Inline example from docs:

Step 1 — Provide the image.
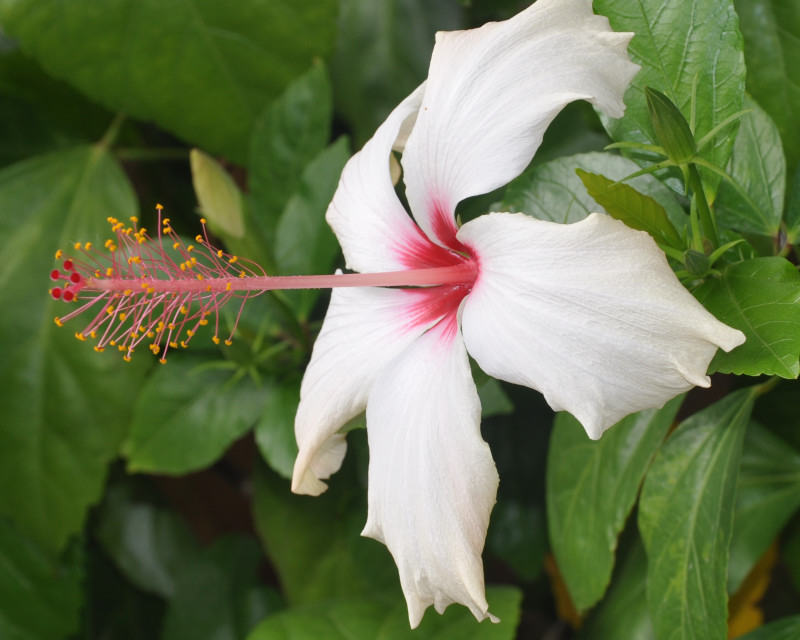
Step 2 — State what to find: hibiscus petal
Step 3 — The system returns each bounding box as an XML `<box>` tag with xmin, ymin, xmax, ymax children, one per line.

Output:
<box><xmin>292</xmin><ymin>285</ymin><xmax>441</xmax><ymax>496</ymax></box>
<box><xmin>325</xmin><ymin>83</ymin><xmax>457</xmax><ymax>272</ymax></box>
<box><xmin>458</xmin><ymin>212</ymin><xmax>745</xmax><ymax>440</ymax></box>
<box><xmin>402</xmin><ymin>0</ymin><xmax>639</xmax><ymax>249</ymax></box>
<box><xmin>362</xmin><ymin>321</ymin><xmax>499</xmax><ymax>627</ymax></box>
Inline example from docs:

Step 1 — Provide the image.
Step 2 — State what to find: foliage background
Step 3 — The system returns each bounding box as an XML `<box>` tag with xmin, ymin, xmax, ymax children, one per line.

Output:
<box><xmin>0</xmin><ymin>0</ymin><xmax>799</xmax><ymax>639</ymax></box>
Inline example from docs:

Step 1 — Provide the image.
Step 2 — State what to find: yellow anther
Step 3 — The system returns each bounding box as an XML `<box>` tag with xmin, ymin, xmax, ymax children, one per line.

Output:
<box><xmin>225</xmin><ymin>282</ymin><xmax>231</xmax><ymax>291</ymax></box>
<box><xmin>217</xmin><ymin>249</ymin><xmax>224</xmax><ymax>258</ymax></box>
<box><xmin>199</xmin><ymin>318</ymin><xmax>208</xmax><ymax>326</ymax></box>
<box><xmin>123</xmin><ymin>355</ymin><xmax>132</xmax><ymax>362</ymax></box>
<box><xmin>238</xmin><ymin>271</ymin><xmax>245</xmax><ymax>278</ymax></box>
<box><xmin>190</xmin><ymin>257</ymin><xmax>197</xmax><ymax>266</ymax></box>
<box><xmin>228</xmin><ymin>256</ymin><xmax>238</xmax><ymax>264</ymax></box>
<box><xmin>163</xmin><ymin>217</ymin><xmax>170</xmax><ymax>224</ymax></box>
<box><xmin>156</xmin><ymin>203</ymin><xmax>164</xmax><ymax>210</ymax></box>
<box><xmin>93</xmin><ymin>346</ymin><xmax>105</xmax><ymax>353</ymax></box>
<box><xmin>168</xmin><ymin>324</ymin><xmax>176</xmax><ymax>330</ymax></box>
<box><xmin>173</xmin><ymin>242</ymin><xmax>180</xmax><ymax>250</ymax></box>
<box><xmin>200</xmin><ymin>218</ymin><xmax>207</xmax><ymax>224</ymax></box>
<box><xmin>180</xmin><ymin>340</ymin><xmax>188</xmax><ymax>348</ymax></box>
<box><xmin>55</xmin><ymin>249</ymin><xmax>63</xmax><ymax>259</ymax></box>
<box><xmin>163</xmin><ymin>226</ymin><xmax>173</xmax><ymax>234</ymax></box>
<box><xmin>157</xmin><ymin>321</ymin><xmax>165</xmax><ymax>330</ymax></box>
<box><xmin>75</xmin><ymin>332</ymin><xmax>86</xmax><ymax>341</ymax></box>
<box><xmin>224</xmin><ymin>339</ymin><xmax>232</xmax><ymax>346</ymax></box>
<box><xmin>187</xmin><ymin>245</ymin><xmax>194</xmax><ymax>252</ymax></box>
<box><xmin>186</xmin><ymin>329</ymin><xmax>194</xmax><ymax>337</ymax></box>
<box><xmin>150</xmin><ymin>344</ymin><xmax>160</xmax><ymax>355</ymax></box>
<box><xmin>90</xmin><ymin>331</ymin><xmax>97</xmax><ymax>339</ymax></box>
<box><xmin>195</xmin><ymin>235</ymin><xmax>204</xmax><ymax>243</ymax></box>
<box><xmin>74</xmin><ymin>242</ymin><xmax>82</xmax><ymax>250</ymax></box>
<box><xmin>123</xmin><ymin>289</ymin><xmax>132</xmax><ymax>296</ymax></box>
<box><xmin>147</xmin><ymin>331</ymin><xmax>155</xmax><ymax>338</ymax></box>
<box><xmin>212</xmin><ymin>336</ymin><xmax>220</xmax><ymax>344</ymax></box>
<box><xmin>94</xmin><ymin>270</ymin><xmax>101</xmax><ymax>278</ymax></box>
<box><xmin>106</xmin><ymin>267</ymin><xmax>114</xmax><ymax>277</ymax></box>
<box><xmin>180</xmin><ymin>305</ymin><xmax>188</xmax><ymax>315</ymax></box>
<box><xmin>119</xmin><ymin>312</ymin><xmax>127</xmax><ymax>322</ymax></box>
<box><xmin>159</xmin><ymin>358</ymin><xmax>167</xmax><ymax>364</ymax></box>
<box><xmin>54</xmin><ymin>317</ymin><xmax>63</xmax><ymax>327</ymax></box>
<box><xmin>110</xmin><ymin>340</ymin><xmax>116</xmax><ymax>346</ymax></box>
<box><xmin>206</xmin><ymin>286</ymin><xmax>211</xmax><ymax>292</ymax></box>
<box><xmin>197</xmin><ymin>274</ymin><xmax>204</xmax><ymax>281</ymax></box>
<box><xmin>107</xmin><ymin>216</ymin><xmax>116</xmax><ymax>224</ymax></box>
<box><xmin>85</xmin><ymin>242</ymin><xmax>92</xmax><ymax>250</ymax></box>
<box><xmin>118</xmin><ymin>345</ymin><xmax>126</xmax><ymax>352</ymax></box>
<box><xmin>106</xmin><ymin>306</ymin><xmax>115</xmax><ymax>315</ymax></box>
<box><xmin>169</xmin><ymin>341</ymin><xmax>178</xmax><ymax>349</ymax></box>
<box><xmin>180</xmin><ymin>263</ymin><xmax>187</xmax><ymax>271</ymax></box>
<box><xmin>130</xmin><ymin>216</ymin><xmax>138</xmax><ymax>223</ymax></box>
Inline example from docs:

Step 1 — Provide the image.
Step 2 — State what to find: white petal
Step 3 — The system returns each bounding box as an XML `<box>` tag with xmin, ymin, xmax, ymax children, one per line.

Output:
<box><xmin>292</xmin><ymin>286</ymin><xmax>442</xmax><ymax>496</ymax></box>
<box><xmin>458</xmin><ymin>213</ymin><xmax>745</xmax><ymax>440</ymax></box>
<box><xmin>362</xmin><ymin>322</ymin><xmax>499</xmax><ymax>628</ymax></box>
<box><xmin>402</xmin><ymin>0</ymin><xmax>639</xmax><ymax>249</ymax></box>
<box><xmin>326</xmin><ymin>83</ymin><xmax>457</xmax><ymax>272</ymax></box>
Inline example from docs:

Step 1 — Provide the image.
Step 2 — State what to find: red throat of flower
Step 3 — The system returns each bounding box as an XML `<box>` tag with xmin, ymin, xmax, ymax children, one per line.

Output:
<box><xmin>50</xmin><ymin>205</ymin><xmax>478</xmax><ymax>363</ymax></box>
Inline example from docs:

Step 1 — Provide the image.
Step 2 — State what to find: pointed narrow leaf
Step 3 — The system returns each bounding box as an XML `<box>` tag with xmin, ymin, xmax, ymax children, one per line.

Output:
<box><xmin>639</xmin><ymin>389</ymin><xmax>755</xmax><ymax>640</ymax></box>
<box><xmin>0</xmin><ymin>147</ymin><xmax>148</xmax><ymax>554</ymax></box>
<box><xmin>694</xmin><ymin>258</ymin><xmax>800</xmax><ymax>378</ymax></box>
<box><xmin>576</xmin><ymin>169</ymin><xmax>683</xmax><ymax>248</ymax></box>
<box><xmin>502</xmin><ymin>152</ymin><xmax>685</xmax><ymax>229</ymax></box>
<box><xmin>715</xmin><ymin>97</ymin><xmax>785</xmax><ymax>237</ymax></box>
<box><xmin>547</xmin><ymin>399</ymin><xmax>681</xmax><ymax>611</ymax></box>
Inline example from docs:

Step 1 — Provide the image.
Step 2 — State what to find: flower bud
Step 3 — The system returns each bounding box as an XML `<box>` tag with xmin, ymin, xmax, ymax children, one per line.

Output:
<box><xmin>645</xmin><ymin>87</ymin><xmax>696</xmax><ymax>165</ymax></box>
<box><xmin>190</xmin><ymin>149</ymin><xmax>245</xmax><ymax>239</ymax></box>
<box><xmin>683</xmin><ymin>249</ymin><xmax>710</xmax><ymax>277</ymax></box>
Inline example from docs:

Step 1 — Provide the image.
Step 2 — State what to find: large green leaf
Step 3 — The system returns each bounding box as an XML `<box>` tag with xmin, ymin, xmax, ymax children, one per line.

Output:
<box><xmin>162</xmin><ymin>535</ymin><xmax>280</xmax><ymax>640</ymax></box>
<box><xmin>0</xmin><ymin>146</ymin><xmax>148</xmax><ymax>554</ymax></box>
<box><xmin>0</xmin><ymin>0</ymin><xmax>338</xmax><ymax>162</ymax></box>
<box><xmin>715</xmin><ymin>97</ymin><xmax>785</xmax><ymax>237</ymax></box>
<box><xmin>576</xmin><ymin>540</ymin><xmax>654</xmax><ymax>640</ymax></box>
<box><xmin>254</xmin><ymin>377</ymin><xmax>300</xmax><ymax>480</ymax></box>
<box><xmin>249</xmin><ymin>62</ymin><xmax>333</xmax><ymax>233</ymax></box>
<box><xmin>734</xmin><ymin>0</ymin><xmax>800</xmax><ymax>175</ymax></box>
<box><xmin>638</xmin><ymin>388</ymin><xmax>755</xmax><ymax>640</ymax></box>
<box><xmin>501</xmin><ymin>152</ymin><xmax>685</xmax><ymax>227</ymax></box>
<box><xmin>596</xmin><ymin>0</ymin><xmax>745</xmax><ymax>192</ymax></box>
<box><xmin>728</xmin><ymin>423</ymin><xmax>800</xmax><ymax>592</ymax></box>
<box><xmin>123</xmin><ymin>355</ymin><xmax>266</xmax><ymax>474</ymax></box>
<box><xmin>693</xmin><ymin>257</ymin><xmax>800</xmax><ymax>378</ymax></box>
<box><xmin>331</xmin><ymin>0</ymin><xmax>462</xmax><ymax>145</ymax></box>
<box><xmin>547</xmin><ymin>399</ymin><xmax>681</xmax><ymax>612</ymax></box>
<box><xmin>274</xmin><ymin>137</ymin><xmax>350</xmax><ymax>318</ymax></box>
<box><xmin>785</xmin><ymin>164</ymin><xmax>800</xmax><ymax>244</ymax></box>
<box><xmin>0</xmin><ymin>518</ymin><xmax>82</xmax><ymax>640</ymax></box>
<box><xmin>245</xmin><ymin>587</ymin><xmax>522</xmax><ymax>640</ymax></box>
<box><xmin>94</xmin><ymin>481</ymin><xmax>201</xmax><ymax>598</ymax></box>
<box><xmin>252</xmin><ymin>455</ymin><xmax>400</xmax><ymax>606</ymax></box>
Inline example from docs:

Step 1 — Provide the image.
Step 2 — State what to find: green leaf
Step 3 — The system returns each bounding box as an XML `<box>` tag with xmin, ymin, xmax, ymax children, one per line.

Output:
<box><xmin>162</xmin><ymin>535</ymin><xmax>280</xmax><ymax>640</ymax></box>
<box><xmin>94</xmin><ymin>481</ymin><xmax>201</xmax><ymax>598</ymax></box>
<box><xmin>274</xmin><ymin>137</ymin><xmax>351</xmax><ymax>318</ymax></box>
<box><xmin>249</xmin><ymin>61</ymin><xmax>333</xmax><ymax>233</ymax></box>
<box><xmin>0</xmin><ymin>0</ymin><xmax>338</xmax><ymax>162</ymax></box>
<box><xmin>252</xmin><ymin>452</ymin><xmax>400</xmax><ymax>606</ymax></box>
<box><xmin>245</xmin><ymin>587</ymin><xmax>522</xmax><ymax>640</ymax></box>
<box><xmin>502</xmin><ymin>152</ymin><xmax>686</xmax><ymax>228</ymax></box>
<box><xmin>190</xmin><ymin>149</ymin><xmax>245</xmax><ymax>239</ymax></box>
<box><xmin>486</xmin><ymin>499</ymin><xmax>545</xmax><ymax>583</ymax></box>
<box><xmin>577</xmin><ymin>540</ymin><xmax>654</xmax><ymax>640</ymax></box>
<box><xmin>0</xmin><ymin>146</ymin><xmax>148</xmax><ymax>554</ymax></box>
<box><xmin>123</xmin><ymin>356</ymin><xmax>266</xmax><ymax>474</ymax></box>
<box><xmin>638</xmin><ymin>388</ymin><xmax>755</xmax><ymax>640</ymax></box>
<box><xmin>734</xmin><ymin>0</ymin><xmax>800</xmax><ymax>175</ymax></box>
<box><xmin>715</xmin><ymin>97</ymin><xmax>785</xmax><ymax>237</ymax></box>
<box><xmin>576</xmin><ymin>169</ymin><xmax>683</xmax><ymax>248</ymax></box>
<box><xmin>596</xmin><ymin>0</ymin><xmax>745</xmax><ymax>192</ymax></box>
<box><xmin>254</xmin><ymin>378</ymin><xmax>300</xmax><ymax>480</ymax></box>
<box><xmin>547</xmin><ymin>399</ymin><xmax>681</xmax><ymax>612</ymax></box>
<box><xmin>736</xmin><ymin>616</ymin><xmax>800</xmax><ymax>640</ymax></box>
<box><xmin>693</xmin><ymin>257</ymin><xmax>800</xmax><ymax>378</ymax></box>
<box><xmin>0</xmin><ymin>518</ymin><xmax>82</xmax><ymax>640</ymax></box>
<box><xmin>784</xmin><ymin>163</ymin><xmax>800</xmax><ymax>245</ymax></box>
<box><xmin>728</xmin><ymin>423</ymin><xmax>800</xmax><ymax>592</ymax></box>
<box><xmin>331</xmin><ymin>0</ymin><xmax>462</xmax><ymax>145</ymax></box>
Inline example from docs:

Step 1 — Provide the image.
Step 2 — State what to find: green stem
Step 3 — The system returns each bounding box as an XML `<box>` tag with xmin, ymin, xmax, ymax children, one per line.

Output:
<box><xmin>96</xmin><ymin>113</ymin><xmax>127</xmax><ymax>152</ymax></box>
<box><xmin>688</xmin><ymin>163</ymin><xmax>718</xmax><ymax>248</ymax></box>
